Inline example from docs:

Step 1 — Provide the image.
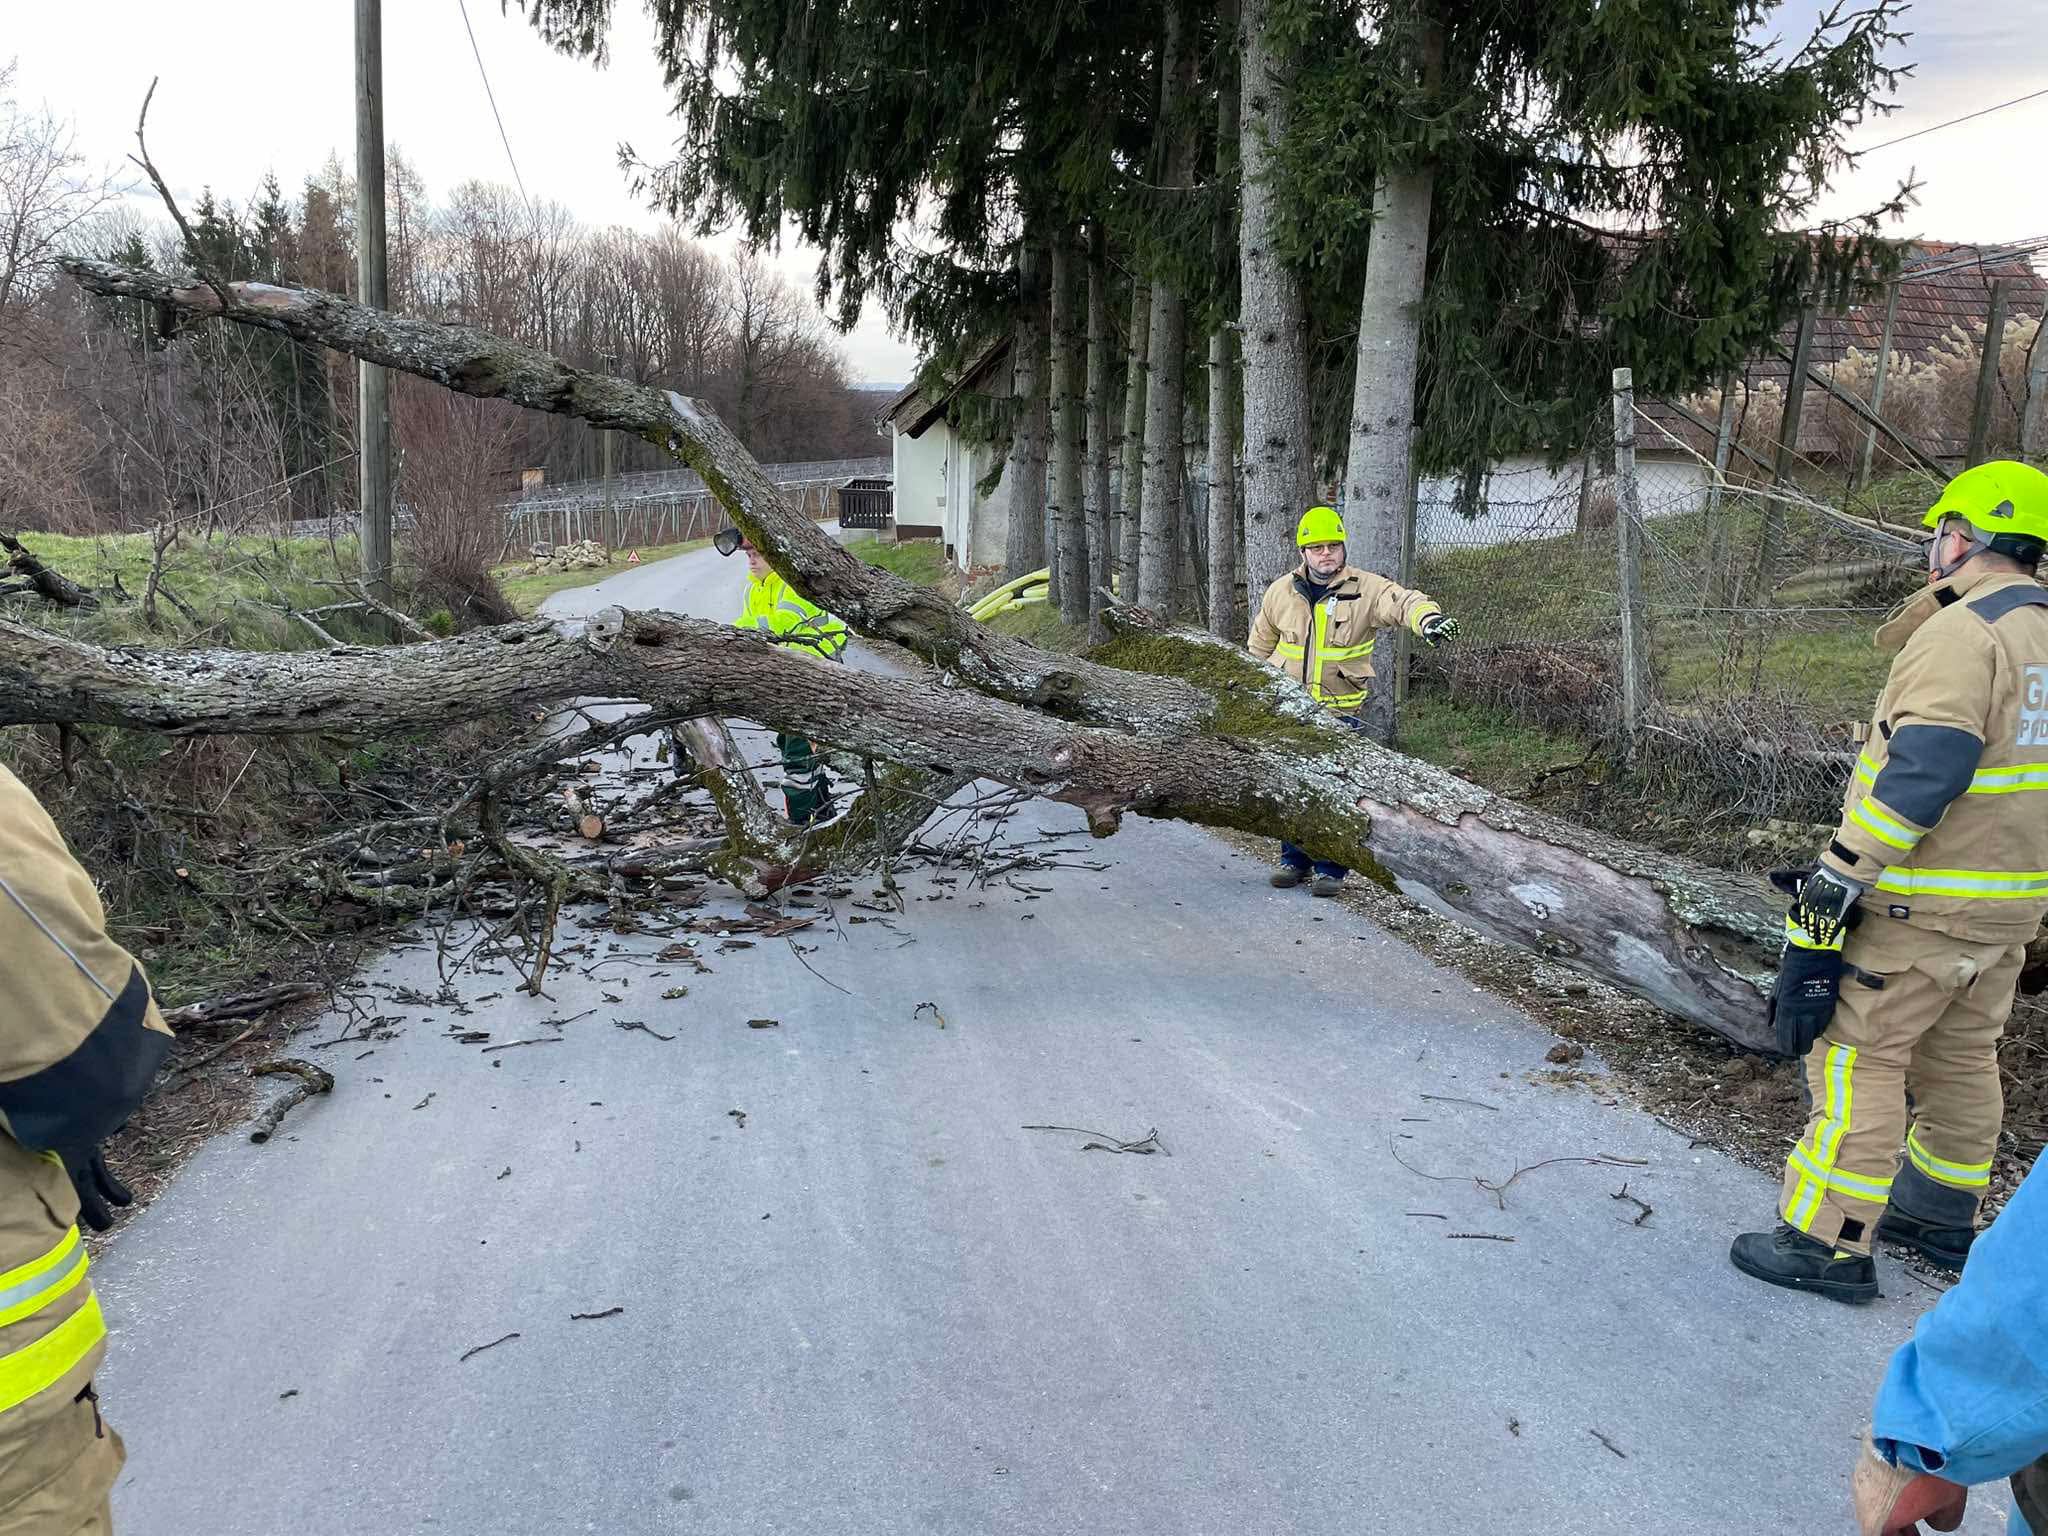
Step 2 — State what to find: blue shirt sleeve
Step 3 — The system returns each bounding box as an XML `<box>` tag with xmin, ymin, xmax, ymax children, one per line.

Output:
<box><xmin>1873</xmin><ymin>1151</ymin><xmax>2048</xmax><ymax>1489</ymax></box>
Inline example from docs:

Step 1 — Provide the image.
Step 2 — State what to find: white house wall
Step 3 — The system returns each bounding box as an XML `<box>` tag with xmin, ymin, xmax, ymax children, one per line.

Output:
<box><xmin>1414</xmin><ymin>453</ymin><xmax>1711</xmax><ymax>554</ymax></box>
<box><xmin>892</xmin><ymin>425</ymin><xmax>950</xmax><ymax>537</ymax></box>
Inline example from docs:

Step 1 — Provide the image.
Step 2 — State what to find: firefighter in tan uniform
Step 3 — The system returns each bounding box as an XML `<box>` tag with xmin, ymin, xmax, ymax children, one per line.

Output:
<box><xmin>1</xmin><ymin>763</ymin><xmax>173</xmax><ymax>1533</ymax></box>
<box><xmin>1249</xmin><ymin>505</ymin><xmax>1457</xmax><ymax>894</ymax></box>
<box><xmin>1732</xmin><ymin>460</ymin><xmax>2048</xmax><ymax>1304</ymax></box>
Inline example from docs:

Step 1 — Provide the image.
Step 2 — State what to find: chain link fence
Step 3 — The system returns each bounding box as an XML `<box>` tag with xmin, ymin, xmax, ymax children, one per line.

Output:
<box><xmin>1403</xmin><ymin>385</ymin><xmax>1952</xmax><ymax>862</ymax></box>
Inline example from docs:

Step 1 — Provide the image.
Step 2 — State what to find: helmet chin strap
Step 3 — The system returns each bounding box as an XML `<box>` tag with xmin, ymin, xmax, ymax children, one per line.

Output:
<box><xmin>1929</xmin><ymin>526</ymin><xmax>1987</xmax><ymax>583</ymax></box>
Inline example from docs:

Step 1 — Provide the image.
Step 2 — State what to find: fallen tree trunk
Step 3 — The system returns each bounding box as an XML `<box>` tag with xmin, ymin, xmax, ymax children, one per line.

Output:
<box><xmin>0</xmin><ymin>601</ymin><xmax>1783</xmax><ymax>1049</ymax></box>
<box><xmin>35</xmin><ymin>258</ymin><xmax>1799</xmax><ymax>1053</ymax></box>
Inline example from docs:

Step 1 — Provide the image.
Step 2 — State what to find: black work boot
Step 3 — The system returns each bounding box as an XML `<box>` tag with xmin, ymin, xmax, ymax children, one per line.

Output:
<box><xmin>1270</xmin><ymin>863</ymin><xmax>1307</xmax><ymax>889</ymax></box>
<box><xmin>1876</xmin><ymin>1207</ymin><xmax>1976</xmax><ymax>1271</ymax></box>
<box><xmin>1729</xmin><ymin>1223</ymin><xmax>1878</xmax><ymax>1304</ymax></box>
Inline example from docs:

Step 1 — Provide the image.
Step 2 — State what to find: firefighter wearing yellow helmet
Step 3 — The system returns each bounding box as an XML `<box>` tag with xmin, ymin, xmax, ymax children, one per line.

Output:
<box><xmin>1247</xmin><ymin>505</ymin><xmax>1457</xmax><ymax>895</ymax></box>
<box><xmin>1733</xmin><ymin>460</ymin><xmax>2048</xmax><ymax>1303</ymax></box>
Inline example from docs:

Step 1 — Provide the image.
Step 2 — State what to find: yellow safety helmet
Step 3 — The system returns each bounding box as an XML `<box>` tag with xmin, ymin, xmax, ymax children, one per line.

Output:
<box><xmin>1921</xmin><ymin>461</ymin><xmax>2048</xmax><ymax>564</ymax></box>
<box><xmin>1296</xmin><ymin>505</ymin><xmax>1346</xmax><ymax>547</ymax></box>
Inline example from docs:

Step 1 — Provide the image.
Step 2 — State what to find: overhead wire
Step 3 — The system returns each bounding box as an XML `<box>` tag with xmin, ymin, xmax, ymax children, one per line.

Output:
<box><xmin>456</xmin><ymin>0</ymin><xmax>534</xmax><ymax>212</ymax></box>
<box><xmin>1855</xmin><ymin>85</ymin><xmax>2048</xmax><ymax>157</ymax></box>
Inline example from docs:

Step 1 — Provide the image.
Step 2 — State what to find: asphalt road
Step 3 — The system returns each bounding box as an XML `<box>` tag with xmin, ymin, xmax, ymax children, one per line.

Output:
<box><xmin>93</xmin><ymin>539</ymin><xmax>1996</xmax><ymax>1533</ymax></box>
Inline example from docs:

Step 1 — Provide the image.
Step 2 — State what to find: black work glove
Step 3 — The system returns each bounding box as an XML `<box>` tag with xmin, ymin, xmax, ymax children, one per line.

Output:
<box><xmin>67</xmin><ymin>1147</ymin><xmax>135</xmax><ymax>1232</ymax></box>
<box><xmin>1418</xmin><ymin>612</ymin><xmax>1460</xmax><ymax>648</ymax></box>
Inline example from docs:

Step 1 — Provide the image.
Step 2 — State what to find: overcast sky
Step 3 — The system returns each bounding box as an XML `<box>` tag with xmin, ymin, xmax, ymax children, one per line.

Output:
<box><xmin>9</xmin><ymin>1</ymin><xmax>2046</xmax><ymax>386</ymax></box>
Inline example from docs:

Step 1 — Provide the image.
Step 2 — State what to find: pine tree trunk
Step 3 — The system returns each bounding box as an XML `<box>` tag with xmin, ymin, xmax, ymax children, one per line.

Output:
<box><xmin>1002</xmin><ymin>234</ymin><xmax>1050</xmax><ymax>578</ymax></box>
<box><xmin>1347</xmin><ymin>16</ymin><xmax>1441</xmax><ymax>745</ymax></box>
<box><xmin>1208</xmin><ymin>335</ymin><xmax>1241</xmax><ymax>640</ymax></box>
<box><xmin>1050</xmin><ymin>233</ymin><xmax>1089</xmax><ymax>625</ymax></box>
<box><xmin>1137</xmin><ymin>1</ymin><xmax>1195</xmax><ymax>612</ymax></box>
<box><xmin>1118</xmin><ymin>282</ymin><xmax>1149</xmax><ymax>594</ymax></box>
<box><xmin>1237</xmin><ymin>0</ymin><xmax>1312</xmax><ymax>625</ymax></box>
<box><xmin>1208</xmin><ymin>0</ymin><xmax>1243</xmax><ymax>640</ymax></box>
<box><xmin>1085</xmin><ymin>227</ymin><xmax>1116</xmax><ymax>642</ymax></box>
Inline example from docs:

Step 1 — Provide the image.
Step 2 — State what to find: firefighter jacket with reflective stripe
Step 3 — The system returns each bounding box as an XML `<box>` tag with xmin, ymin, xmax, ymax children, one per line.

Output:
<box><xmin>737</xmin><ymin>570</ymin><xmax>848</xmax><ymax>661</ymax></box>
<box><xmin>1819</xmin><ymin>565</ymin><xmax>2048</xmax><ymax>942</ymax></box>
<box><xmin>0</xmin><ymin>764</ymin><xmax>171</xmax><ymax>1437</ymax></box>
<box><xmin>1247</xmin><ymin>564</ymin><xmax>1442</xmax><ymax>717</ymax></box>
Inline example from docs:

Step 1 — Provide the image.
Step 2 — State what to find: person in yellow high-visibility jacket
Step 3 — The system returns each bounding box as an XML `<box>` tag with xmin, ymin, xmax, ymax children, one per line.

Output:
<box><xmin>1248</xmin><ymin>505</ymin><xmax>1458</xmax><ymax>895</ymax></box>
<box><xmin>1732</xmin><ymin>461</ymin><xmax>2048</xmax><ymax>1305</ymax></box>
<box><xmin>716</xmin><ymin>528</ymin><xmax>849</xmax><ymax>825</ymax></box>
<box><xmin>1</xmin><ymin>762</ymin><xmax>173</xmax><ymax>1535</ymax></box>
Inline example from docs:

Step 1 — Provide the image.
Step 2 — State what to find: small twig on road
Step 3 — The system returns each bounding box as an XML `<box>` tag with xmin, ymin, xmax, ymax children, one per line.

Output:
<box><xmin>1610</xmin><ymin>1183</ymin><xmax>1654</xmax><ymax>1226</ymax></box>
<box><xmin>788</xmin><ymin>936</ymin><xmax>853</xmax><ymax>996</ymax></box>
<box><xmin>480</xmin><ymin>1037</ymin><xmax>562</xmax><ymax>1054</ymax></box>
<box><xmin>570</xmin><ymin>1307</ymin><xmax>625</xmax><ymax>1321</ymax></box>
<box><xmin>1388</xmin><ymin>1134</ymin><xmax>1648</xmax><ymax>1211</ymax></box>
<box><xmin>1446</xmin><ymin>1232</ymin><xmax>1516</xmax><ymax>1243</ymax></box>
<box><xmin>1023</xmin><ymin>1124</ymin><xmax>1166</xmax><ymax>1155</ymax></box>
<box><xmin>913</xmin><ymin>1001</ymin><xmax>947</xmax><ymax>1030</ymax></box>
<box><xmin>1404</xmin><ymin>1211</ymin><xmax>1449</xmax><ymax>1220</ymax></box>
<box><xmin>1588</xmin><ymin>1429</ymin><xmax>1627</xmax><ymax>1459</ymax></box>
<box><xmin>460</xmin><ymin>1332</ymin><xmax>520</xmax><ymax>1362</ymax></box>
<box><xmin>613</xmin><ymin>1019</ymin><xmax>675</xmax><ymax>1042</ymax></box>
<box><xmin>1654</xmin><ymin>1117</ymin><xmax>1706</xmax><ymax>1149</ymax></box>
<box><xmin>1420</xmin><ymin>1094</ymin><xmax>1499</xmax><ymax>1111</ymax></box>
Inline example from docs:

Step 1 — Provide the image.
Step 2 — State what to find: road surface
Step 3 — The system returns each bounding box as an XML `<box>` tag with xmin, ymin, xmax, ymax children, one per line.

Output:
<box><xmin>93</xmin><ymin>540</ymin><xmax>1994</xmax><ymax>1533</ymax></box>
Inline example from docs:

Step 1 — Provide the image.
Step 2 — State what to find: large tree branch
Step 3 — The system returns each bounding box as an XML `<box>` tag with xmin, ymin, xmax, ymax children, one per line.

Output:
<box><xmin>0</xmin><ymin>606</ymin><xmax>1783</xmax><ymax>1050</ymax></box>
<box><xmin>57</xmin><ymin>259</ymin><xmax>1211</xmax><ymax>733</ymax></box>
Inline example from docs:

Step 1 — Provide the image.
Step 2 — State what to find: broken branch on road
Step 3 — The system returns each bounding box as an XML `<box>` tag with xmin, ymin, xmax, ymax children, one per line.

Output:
<box><xmin>246</xmin><ymin>1058</ymin><xmax>335</xmax><ymax>1143</ymax></box>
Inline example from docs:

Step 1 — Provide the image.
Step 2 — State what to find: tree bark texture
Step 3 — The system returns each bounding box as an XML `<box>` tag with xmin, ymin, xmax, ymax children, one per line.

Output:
<box><xmin>1119</xmin><ymin>281</ymin><xmax>1150</xmax><ymax>593</ymax></box>
<box><xmin>46</xmin><ymin>256</ymin><xmax>1809</xmax><ymax>1054</ymax></box>
<box><xmin>1085</xmin><ymin>226</ymin><xmax>1116</xmax><ymax>643</ymax></box>
<box><xmin>1002</xmin><ymin>235</ymin><xmax>1050</xmax><ymax>580</ymax></box>
<box><xmin>1345</xmin><ymin>19</ymin><xmax>1441</xmax><ymax>745</ymax></box>
<box><xmin>1236</xmin><ymin>0</ymin><xmax>1313</xmax><ymax>618</ymax></box>
<box><xmin>1049</xmin><ymin>233</ymin><xmax>1089</xmax><ymax>625</ymax></box>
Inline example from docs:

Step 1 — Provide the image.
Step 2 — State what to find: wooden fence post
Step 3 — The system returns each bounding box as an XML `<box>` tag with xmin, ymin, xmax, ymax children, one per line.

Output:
<box><xmin>1611</xmin><ymin>367</ymin><xmax>1647</xmax><ymax>753</ymax></box>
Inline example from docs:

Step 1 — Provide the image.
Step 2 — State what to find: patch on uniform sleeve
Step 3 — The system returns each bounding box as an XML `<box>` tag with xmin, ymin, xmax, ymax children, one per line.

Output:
<box><xmin>2022</xmin><ymin>665</ymin><xmax>2048</xmax><ymax>748</ymax></box>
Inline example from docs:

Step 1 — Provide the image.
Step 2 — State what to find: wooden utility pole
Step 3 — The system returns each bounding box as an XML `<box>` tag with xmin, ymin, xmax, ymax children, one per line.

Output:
<box><xmin>356</xmin><ymin>0</ymin><xmax>394</xmax><ymax>602</ymax></box>
<box><xmin>1966</xmin><ymin>279</ymin><xmax>2010</xmax><ymax>467</ymax></box>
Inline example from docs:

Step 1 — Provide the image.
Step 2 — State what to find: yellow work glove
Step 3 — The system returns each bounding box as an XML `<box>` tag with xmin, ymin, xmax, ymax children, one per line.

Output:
<box><xmin>1853</xmin><ymin>1432</ymin><xmax>1967</xmax><ymax>1535</ymax></box>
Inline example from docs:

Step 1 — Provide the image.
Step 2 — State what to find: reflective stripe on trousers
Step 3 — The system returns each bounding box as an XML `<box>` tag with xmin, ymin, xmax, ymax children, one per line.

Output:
<box><xmin>1786</xmin><ymin>1044</ymin><xmax>1884</xmax><ymax>1229</ymax></box>
<box><xmin>0</xmin><ymin>1227</ymin><xmax>105</xmax><ymax>1416</ymax></box>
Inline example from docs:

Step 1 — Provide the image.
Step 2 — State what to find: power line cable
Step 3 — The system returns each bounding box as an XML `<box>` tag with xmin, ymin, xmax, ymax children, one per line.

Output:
<box><xmin>1857</xmin><ymin>85</ymin><xmax>2048</xmax><ymax>156</ymax></box>
<box><xmin>456</xmin><ymin>0</ymin><xmax>533</xmax><ymax>211</ymax></box>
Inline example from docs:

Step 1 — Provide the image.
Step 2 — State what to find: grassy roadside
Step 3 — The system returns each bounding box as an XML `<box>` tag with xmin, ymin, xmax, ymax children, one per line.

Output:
<box><xmin>493</xmin><ymin>537</ymin><xmax>713</xmax><ymax>614</ymax></box>
<box><xmin>848</xmin><ymin>535</ymin><xmax>961</xmax><ymax>596</ymax></box>
<box><xmin>11</xmin><ymin>530</ymin><xmax>394</xmax><ymax>648</ymax></box>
